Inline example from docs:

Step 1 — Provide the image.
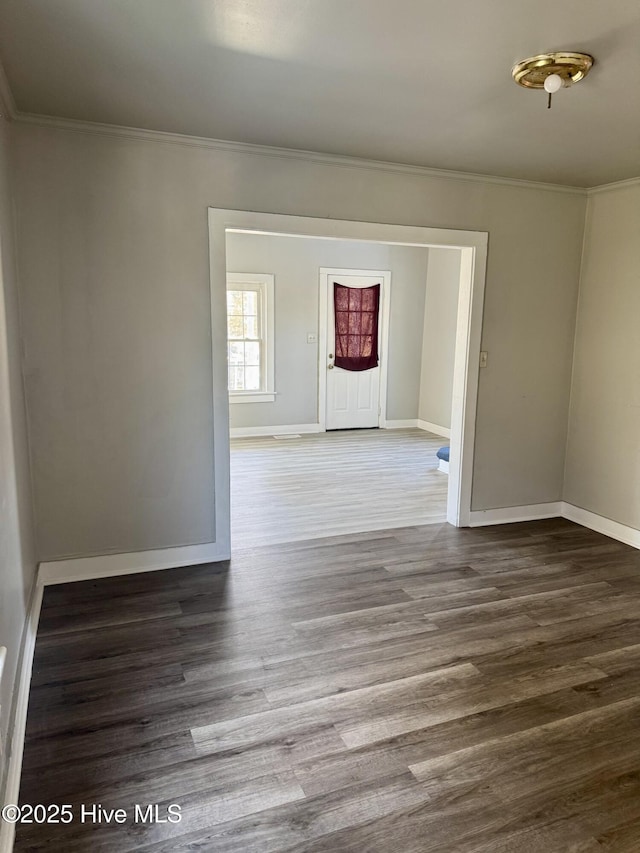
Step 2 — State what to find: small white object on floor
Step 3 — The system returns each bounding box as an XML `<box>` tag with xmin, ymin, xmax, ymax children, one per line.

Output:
<box><xmin>272</xmin><ymin>434</ymin><xmax>302</xmax><ymax>440</ymax></box>
<box><xmin>438</xmin><ymin>459</ymin><xmax>449</xmax><ymax>474</ymax></box>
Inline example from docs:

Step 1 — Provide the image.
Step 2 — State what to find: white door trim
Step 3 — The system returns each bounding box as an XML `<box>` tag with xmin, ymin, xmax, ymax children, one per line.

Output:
<box><xmin>318</xmin><ymin>267</ymin><xmax>391</xmax><ymax>431</ymax></box>
<box><xmin>209</xmin><ymin>209</ymin><xmax>488</xmax><ymax>530</ymax></box>
<box><xmin>448</xmin><ymin>245</ymin><xmax>481</xmax><ymax>527</ymax></box>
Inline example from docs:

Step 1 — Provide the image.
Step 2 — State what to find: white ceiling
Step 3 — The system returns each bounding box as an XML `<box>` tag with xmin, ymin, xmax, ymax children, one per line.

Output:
<box><xmin>1</xmin><ymin>0</ymin><xmax>639</xmax><ymax>187</ymax></box>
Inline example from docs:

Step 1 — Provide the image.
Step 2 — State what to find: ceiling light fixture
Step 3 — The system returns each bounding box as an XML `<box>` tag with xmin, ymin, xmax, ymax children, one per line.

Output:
<box><xmin>512</xmin><ymin>52</ymin><xmax>594</xmax><ymax>109</ymax></box>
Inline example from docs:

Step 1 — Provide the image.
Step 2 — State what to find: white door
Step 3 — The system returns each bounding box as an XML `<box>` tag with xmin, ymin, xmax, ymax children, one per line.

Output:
<box><xmin>324</xmin><ymin>273</ymin><xmax>386</xmax><ymax>430</ymax></box>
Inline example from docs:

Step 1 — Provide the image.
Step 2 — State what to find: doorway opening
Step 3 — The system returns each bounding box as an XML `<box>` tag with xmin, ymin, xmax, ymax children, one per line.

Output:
<box><xmin>208</xmin><ymin>210</ymin><xmax>488</xmax><ymax>554</ymax></box>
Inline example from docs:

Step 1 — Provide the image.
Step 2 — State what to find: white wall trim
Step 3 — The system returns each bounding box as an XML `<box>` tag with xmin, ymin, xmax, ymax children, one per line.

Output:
<box><xmin>210</xmin><ymin>210</ymin><xmax>488</xmax><ymax>532</ymax></box>
<box><xmin>230</xmin><ymin>392</ymin><xmax>276</xmax><ymax>404</ymax></box>
<box><xmin>586</xmin><ymin>176</ymin><xmax>640</xmax><ymax>196</ymax></box>
<box><xmin>382</xmin><ymin>419</ymin><xmax>418</xmax><ymax>429</ymax></box>
<box><xmin>0</xmin><ymin>582</ymin><xmax>43</xmax><ymax>853</ymax></box>
<box><xmin>381</xmin><ymin>419</ymin><xmax>450</xmax><ymax>438</ymax></box>
<box><xmin>208</xmin><ymin>213</ymin><xmax>233</xmax><ymax>567</ymax></box>
<box><xmin>562</xmin><ymin>503</ymin><xmax>640</xmax><ymax>550</ymax></box>
<box><xmin>469</xmin><ymin>502</ymin><xmax>564</xmax><ymax>527</ymax></box>
<box><xmin>446</xmin><ymin>245</ymin><xmax>485</xmax><ymax>528</ymax></box>
<box><xmin>39</xmin><ymin>541</ymin><xmax>230</xmax><ymax>586</ymax></box>
<box><xmin>12</xmin><ymin>112</ymin><xmax>590</xmax><ymax>196</ymax></box>
<box><xmin>380</xmin><ymin>421</ymin><xmax>451</xmax><ymax>437</ymax></box>
<box><xmin>227</xmin><ymin>272</ymin><xmax>275</xmax><ymax>397</ymax></box>
<box><xmin>456</xmin><ymin>500</ymin><xmax>640</xmax><ymax>541</ymax></box>
<box><xmin>417</xmin><ymin>419</ymin><xmax>451</xmax><ymax>438</ymax></box>
<box><xmin>230</xmin><ymin>423</ymin><xmax>322</xmax><ymax>438</ymax></box>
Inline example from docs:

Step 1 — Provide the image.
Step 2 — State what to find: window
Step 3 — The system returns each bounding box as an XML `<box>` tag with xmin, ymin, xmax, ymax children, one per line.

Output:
<box><xmin>226</xmin><ymin>273</ymin><xmax>275</xmax><ymax>403</ymax></box>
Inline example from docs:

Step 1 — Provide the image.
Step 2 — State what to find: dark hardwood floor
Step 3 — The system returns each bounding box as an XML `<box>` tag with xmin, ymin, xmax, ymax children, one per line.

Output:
<box><xmin>15</xmin><ymin>518</ymin><xmax>640</xmax><ymax>851</ymax></box>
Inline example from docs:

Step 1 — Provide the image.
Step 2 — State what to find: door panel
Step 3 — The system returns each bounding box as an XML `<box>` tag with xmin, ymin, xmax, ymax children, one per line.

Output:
<box><xmin>357</xmin><ymin>372</ymin><xmax>374</xmax><ymax>411</ymax></box>
<box><xmin>326</xmin><ymin>274</ymin><xmax>383</xmax><ymax>430</ymax></box>
<box><xmin>333</xmin><ymin>372</ymin><xmax>349</xmax><ymax>414</ymax></box>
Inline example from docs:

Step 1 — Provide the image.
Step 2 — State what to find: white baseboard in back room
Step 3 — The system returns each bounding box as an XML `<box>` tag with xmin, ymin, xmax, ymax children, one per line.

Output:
<box><xmin>230</xmin><ymin>423</ymin><xmax>322</xmax><ymax>438</ymax></box>
<box><xmin>417</xmin><ymin>420</ymin><xmax>451</xmax><ymax>438</ymax></box>
<box><xmin>383</xmin><ymin>420</ymin><xmax>450</xmax><ymax>437</ymax></box>
<box><xmin>382</xmin><ymin>419</ymin><xmax>418</xmax><ymax>430</ymax></box>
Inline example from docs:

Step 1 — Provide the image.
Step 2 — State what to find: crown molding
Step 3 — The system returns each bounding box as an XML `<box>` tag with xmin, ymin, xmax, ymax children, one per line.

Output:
<box><xmin>0</xmin><ymin>58</ymin><xmax>17</xmax><ymax>120</ymax></box>
<box><xmin>13</xmin><ymin>110</ymin><xmax>589</xmax><ymax>196</ymax></box>
<box><xmin>586</xmin><ymin>175</ymin><xmax>640</xmax><ymax>196</ymax></box>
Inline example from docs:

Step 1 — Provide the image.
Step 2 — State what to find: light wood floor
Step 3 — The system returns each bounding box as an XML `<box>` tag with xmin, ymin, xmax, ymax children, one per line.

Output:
<box><xmin>231</xmin><ymin>428</ymin><xmax>448</xmax><ymax>549</ymax></box>
<box><xmin>16</xmin><ymin>517</ymin><xmax>640</xmax><ymax>851</ymax></box>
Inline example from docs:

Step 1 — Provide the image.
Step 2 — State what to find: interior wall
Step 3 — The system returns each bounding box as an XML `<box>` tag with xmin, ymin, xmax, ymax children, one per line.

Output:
<box><xmin>418</xmin><ymin>248</ymin><xmax>461</xmax><ymax>431</ymax></box>
<box><xmin>226</xmin><ymin>232</ymin><xmax>429</xmax><ymax>428</ymax></box>
<box><xmin>564</xmin><ymin>182</ymin><xmax>640</xmax><ymax>528</ymax></box>
<box><xmin>11</xmin><ymin>122</ymin><xmax>586</xmax><ymax>561</ymax></box>
<box><xmin>0</xmin><ymin>116</ymin><xmax>36</xmax><ymax>796</ymax></box>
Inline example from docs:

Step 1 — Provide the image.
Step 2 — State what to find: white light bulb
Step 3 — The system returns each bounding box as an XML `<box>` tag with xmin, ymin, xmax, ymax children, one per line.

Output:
<box><xmin>544</xmin><ymin>73</ymin><xmax>563</xmax><ymax>94</ymax></box>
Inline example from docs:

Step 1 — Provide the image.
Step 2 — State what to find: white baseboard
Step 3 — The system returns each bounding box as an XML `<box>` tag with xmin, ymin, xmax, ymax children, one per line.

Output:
<box><xmin>469</xmin><ymin>502</ymin><xmax>564</xmax><ymax>527</ymax></box>
<box><xmin>562</xmin><ymin>503</ymin><xmax>640</xmax><ymax>550</ymax></box>
<box><xmin>382</xmin><ymin>420</ymin><xmax>450</xmax><ymax>439</ymax></box>
<box><xmin>0</xmin><ymin>582</ymin><xmax>43</xmax><ymax>853</ymax></box>
<box><xmin>467</xmin><ymin>499</ymin><xmax>640</xmax><ymax>547</ymax></box>
<box><xmin>468</xmin><ymin>501</ymin><xmax>640</xmax><ymax>548</ymax></box>
<box><xmin>39</xmin><ymin>540</ymin><xmax>231</xmax><ymax>586</ymax></box>
<box><xmin>230</xmin><ymin>423</ymin><xmax>322</xmax><ymax>438</ymax></box>
<box><xmin>417</xmin><ymin>420</ymin><xmax>451</xmax><ymax>438</ymax></box>
<box><xmin>232</xmin><ymin>419</ymin><xmax>452</xmax><ymax>437</ymax></box>
<box><xmin>382</xmin><ymin>419</ymin><xmax>418</xmax><ymax>429</ymax></box>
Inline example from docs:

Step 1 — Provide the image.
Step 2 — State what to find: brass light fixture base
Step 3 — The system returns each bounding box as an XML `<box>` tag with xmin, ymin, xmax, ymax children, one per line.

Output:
<box><xmin>512</xmin><ymin>52</ymin><xmax>594</xmax><ymax>89</ymax></box>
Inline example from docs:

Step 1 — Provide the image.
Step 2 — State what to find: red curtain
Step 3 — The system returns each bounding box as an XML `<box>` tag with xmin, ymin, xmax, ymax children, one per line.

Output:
<box><xmin>333</xmin><ymin>283</ymin><xmax>380</xmax><ymax>371</ymax></box>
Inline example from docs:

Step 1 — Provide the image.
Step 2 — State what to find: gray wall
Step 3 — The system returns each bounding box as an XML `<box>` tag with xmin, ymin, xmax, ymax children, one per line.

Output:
<box><xmin>564</xmin><ymin>183</ymin><xmax>640</xmax><ymax>527</ymax></box>
<box><xmin>0</xmin><ymin>116</ymin><xmax>36</xmax><ymax>794</ymax></box>
<box><xmin>11</xmin><ymin>122</ymin><xmax>586</xmax><ymax>560</ymax></box>
<box><xmin>419</xmin><ymin>248</ymin><xmax>461</xmax><ymax>430</ymax></box>
<box><xmin>227</xmin><ymin>232</ymin><xmax>429</xmax><ymax>428</ymax></box>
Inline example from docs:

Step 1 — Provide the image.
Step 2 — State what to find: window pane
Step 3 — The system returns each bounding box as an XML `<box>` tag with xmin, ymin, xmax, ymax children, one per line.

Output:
<box><xmin>226</xmin><ymin>280</ymin><xmax>270</xmax><ymax>394</ymax></box>
<box><xmin>361</xmin><ymin>288</ymin><xmax>376</xmax><ymax>311</ymax></box>
<box><xmin>244</xmin><ymin>366</ymin><xmax>260</xmax><ymax>390</ymax></box>
<box><xmin>228</xmin><ymin>315</ymin><xmax>244</xmax><ymax>339</ymax></box>
<box><xmin>348</xmin><ymin>335</ymin><xmax>360</xmax><ymax>357</ymax></box>
<box><xmin>228</xmin><ymin>341</ymin><xmax>245</xmax><ymax>364</ymax></box>
<box><xmin>243</xmin><ymin>290</ymin><xmax>258</xmax><ymax>315</ymax></box>
<box><xmin>227</xmin><ymin>290</ymin><xmax>244</xmax><ymax>314</ymax></box>
<box><xmin>228</xmin><ymin>365</ymin><xmax>244</xmax><ymax>390</ymax></box>
<box><xmin>244</xmin><ymin>341</ymin><xmax>260</xmax><ymax>366</ymax></box>
<box><xmin>243</xmin><ymin>315</ymin><xmax>258</xmax><ymax>339</ymax></box>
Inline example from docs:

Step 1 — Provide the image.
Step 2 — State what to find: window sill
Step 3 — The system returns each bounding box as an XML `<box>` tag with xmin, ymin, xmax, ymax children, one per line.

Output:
<box><xmin>229</xmin><ymin>392</ymin><xmax>276</xmax><ymax>404</ymax></box>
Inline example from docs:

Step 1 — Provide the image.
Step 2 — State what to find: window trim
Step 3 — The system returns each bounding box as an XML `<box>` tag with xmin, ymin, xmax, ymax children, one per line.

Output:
<box><xmin>226</xmin><ymin>273</ymin><xmax>275</xmax><ymax>403</ymax></box>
